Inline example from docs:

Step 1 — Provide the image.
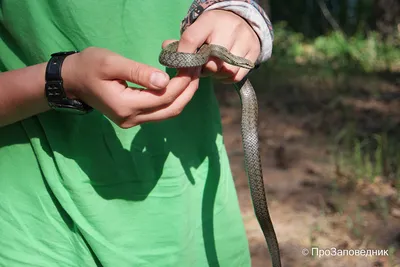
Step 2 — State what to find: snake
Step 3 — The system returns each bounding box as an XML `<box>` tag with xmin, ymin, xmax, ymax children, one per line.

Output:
<box><xmin>159</xmin><ymin>41</ymin><xmax>282</xmax><ymax>267</ymax></box>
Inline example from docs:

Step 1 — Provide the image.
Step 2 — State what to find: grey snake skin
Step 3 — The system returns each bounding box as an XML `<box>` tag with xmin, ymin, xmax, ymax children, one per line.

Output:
<box><xmin>159</xmin><ymin>41</ymin><xmax>282</xmax><ymax>267</ymax></box>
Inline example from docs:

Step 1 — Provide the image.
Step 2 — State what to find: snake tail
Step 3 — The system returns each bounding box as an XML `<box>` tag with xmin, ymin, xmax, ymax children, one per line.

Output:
<box><xmin>235</xmin><ymin>79</ymin><xmax>282</xmax><ymax>267</ymax></box>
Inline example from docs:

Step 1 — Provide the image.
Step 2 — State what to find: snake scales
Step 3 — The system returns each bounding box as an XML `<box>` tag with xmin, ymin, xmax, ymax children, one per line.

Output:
<box><xmin>159</xmin><ymin>41</ymin><xmax>282</xmax><ymax>267</ymax></box>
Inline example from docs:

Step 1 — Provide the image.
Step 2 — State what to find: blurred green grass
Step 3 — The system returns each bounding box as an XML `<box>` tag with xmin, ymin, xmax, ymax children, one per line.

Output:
<box><xmin>270</xmin><ymin>22</ymin><xmax>400</xmax><ymax>73</ymax></box>
<box><xmin>247</xmin><ymin>22</ymin><xmax>400</xmax><ymax>187</ymax></box>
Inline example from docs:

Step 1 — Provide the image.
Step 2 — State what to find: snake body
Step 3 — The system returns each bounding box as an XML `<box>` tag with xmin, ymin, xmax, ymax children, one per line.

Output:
<box><xmin>159</xmin><ymin>41</ymin><xmax>282</xmax><ymax>267</ymax></box>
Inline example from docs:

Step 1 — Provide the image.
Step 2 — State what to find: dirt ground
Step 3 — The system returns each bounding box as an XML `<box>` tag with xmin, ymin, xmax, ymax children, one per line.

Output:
<box><xmin>215</xmin><ymin>73</ymin><xmax>400</xmax><ymax>267</ymax></box>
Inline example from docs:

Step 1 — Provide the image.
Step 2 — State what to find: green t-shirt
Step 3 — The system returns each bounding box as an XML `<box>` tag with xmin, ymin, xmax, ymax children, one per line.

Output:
<box><xmin>0</xmin><ymin>1</ymin><xmax>251</xmax><ymax>267</ymax></box>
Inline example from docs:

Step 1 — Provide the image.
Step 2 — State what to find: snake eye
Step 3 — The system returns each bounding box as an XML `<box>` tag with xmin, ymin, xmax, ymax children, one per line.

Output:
<box><xmin>243</xmin><ymin>63</ymin><xmax>254</xmax><ymax>69</ymax></box>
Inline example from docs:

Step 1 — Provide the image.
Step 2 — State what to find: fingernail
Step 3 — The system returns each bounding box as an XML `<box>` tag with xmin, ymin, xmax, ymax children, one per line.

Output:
<box><xmin>150</xmin><ymin>72</ymin><xmax>168</xmax><ymax>88</ymax></box>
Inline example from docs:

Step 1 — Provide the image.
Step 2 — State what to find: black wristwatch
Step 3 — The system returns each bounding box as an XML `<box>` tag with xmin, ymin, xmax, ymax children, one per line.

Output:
<box><xmin>45</xmin><ymin>51</ymin><xmax>93</xmax><ymax>114</ymax></box>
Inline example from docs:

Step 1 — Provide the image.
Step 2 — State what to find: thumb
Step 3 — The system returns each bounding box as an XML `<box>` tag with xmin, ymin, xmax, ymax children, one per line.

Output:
<box><xmin>105</xmin><ymin>55</ymin><xmax>170</xmax><ymax>90</ymax></box>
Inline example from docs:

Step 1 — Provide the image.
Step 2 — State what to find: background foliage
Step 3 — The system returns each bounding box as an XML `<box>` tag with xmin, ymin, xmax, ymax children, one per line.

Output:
<box><xmin>258</xmin><ymin>0</ymin><xmax>400</xmax><ymax>179</ymax></box>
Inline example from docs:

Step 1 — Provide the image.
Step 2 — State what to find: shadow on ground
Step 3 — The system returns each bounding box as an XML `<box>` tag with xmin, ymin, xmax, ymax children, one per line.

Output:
<box><xmin>213</xmin><ymin>61</ymin><xmax>400</xmax><ymax>267</ymax></box>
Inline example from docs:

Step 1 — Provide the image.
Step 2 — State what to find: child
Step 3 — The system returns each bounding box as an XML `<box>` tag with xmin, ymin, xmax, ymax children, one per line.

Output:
<box><xmin>0</xmin><ymin>1</ymin><xmax>273</xmax><ymax>266</ymax></box>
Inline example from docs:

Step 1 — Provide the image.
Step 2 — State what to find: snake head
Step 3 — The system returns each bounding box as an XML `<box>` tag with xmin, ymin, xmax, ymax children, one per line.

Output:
<box><xmin>239</xmin><ymin>62</ymin><xmax>256</xmax><ymax>69</ymax></box>
<box><xmin>229</xmin><ymin>58</ymin><xmax>255</xmax><ymax>69</ymax></box>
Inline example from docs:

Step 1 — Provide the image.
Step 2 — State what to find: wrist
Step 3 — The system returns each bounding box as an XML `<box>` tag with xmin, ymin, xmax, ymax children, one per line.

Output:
<box><xmin>45</xmin><ymin>51</ymin><xmax>93</xmax><ymax>114</ymax></box>
<box><xmin>61</xmin><ymin>52</ymin><xmax>81</xmax><ymax>99</ymax></box>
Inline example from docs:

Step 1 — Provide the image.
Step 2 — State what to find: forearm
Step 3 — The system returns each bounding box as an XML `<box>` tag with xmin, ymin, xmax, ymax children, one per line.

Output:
<box><xmin>0</xmin><ymin>63</ymin><xmax>50</xmax><ymax>127</ymax></box>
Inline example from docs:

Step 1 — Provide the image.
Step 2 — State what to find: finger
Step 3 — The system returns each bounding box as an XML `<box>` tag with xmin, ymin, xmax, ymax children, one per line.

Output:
<box><xmin>178</xmin><ymin>19</ymin><xmax>213</xmax><ymax>53</ymax></box>
<box><xmin>84</xmin><ymin>80</ymin><xmax>136</xmax><ymax>122</ymax></box>
<box><xmin>200</xmin><ymin>41</ymin><xmax>235</xmax><ymax>78</ymax></box>
<box><xmin>102</xmin><ymin>54</ymin><xmax>170</xmax><ymax>90</ymax></box>
<box><xmin>134</xmin><ymin>76</ymin><xmax>200</xmax><ymax>123</ymax></box>
<box><xmin>200</xmin><ymin>58</ymin><xmax>224</xmax><ymax>77</ymax></box>
<box><xmin>98</xmin><ymin>72</ymin><xmax>194</xmax><ymax>128</ymax></box>
<box><xmin>217</xmin><ymin>42</ymin><xmax>250</xmax><ymax>79</ymax></box>
<box><xmin>219</xmin><ymin>49</ymin><xmax>258</xmax><ymax>84</ymax></box>
<box><xmin>119</xmin><ymin>67</ymin><xmax>198</xmax><ymax>110</ymax></box>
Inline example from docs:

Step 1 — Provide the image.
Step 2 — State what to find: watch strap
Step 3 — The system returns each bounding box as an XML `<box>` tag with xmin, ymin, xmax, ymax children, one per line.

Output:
<box><xmin>45</xmin><ymin>51</ymin><xmax>93</xmax><ymax>114</ymax></box>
